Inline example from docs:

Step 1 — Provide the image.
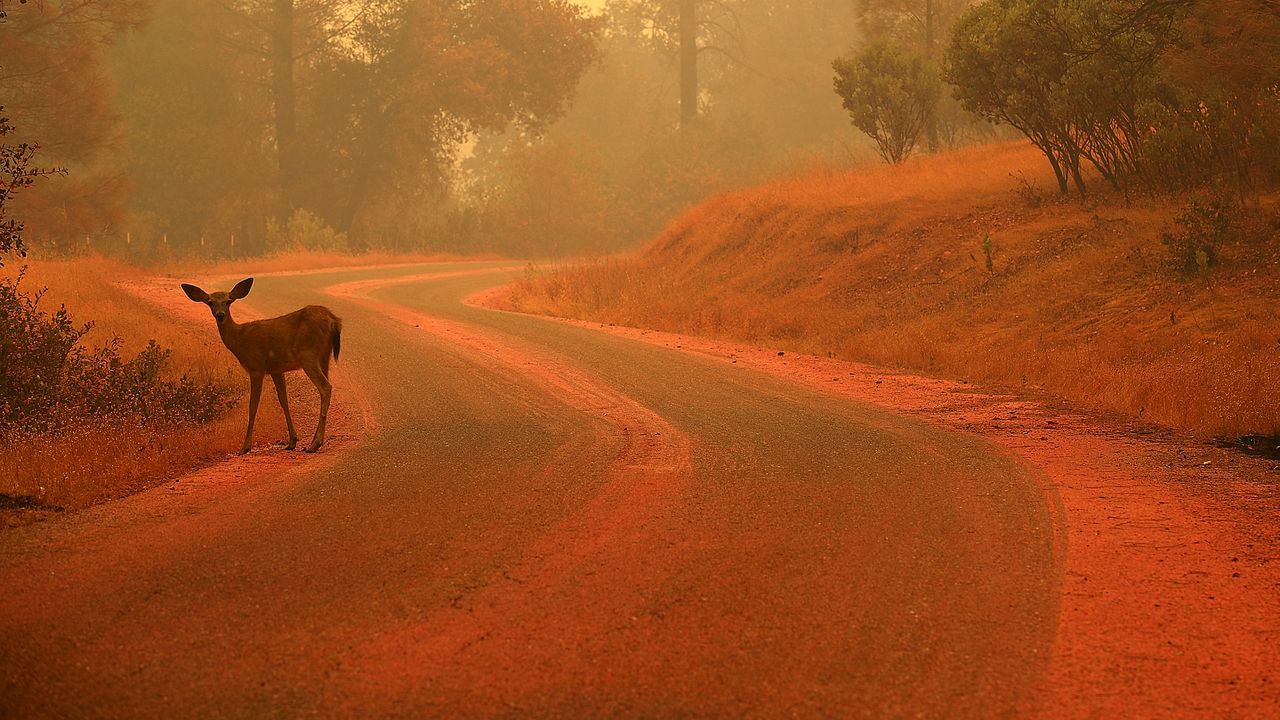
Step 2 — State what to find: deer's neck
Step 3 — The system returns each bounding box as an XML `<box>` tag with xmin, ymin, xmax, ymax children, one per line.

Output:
<box><xmin>217</xmin><ymin>315</ymin><xmax>245</xmax><ymax>355</ymax></box>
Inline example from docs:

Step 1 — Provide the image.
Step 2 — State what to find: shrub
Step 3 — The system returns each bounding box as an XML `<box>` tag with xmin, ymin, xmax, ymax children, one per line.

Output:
<box><xmin>833</xmin><ymin>43</ymin><xmax>941</xmax><ymax>165</ymax></box>
<box><xmin>265</xmin><ymin>209</ymin><xmax>349</xmax><ymax>254</ymax></box>
<box><xmin>0</xmin><ymin>271</ymin><xmax>233</xmax><ymax>437</ymax></box>
<box><xmin>1160</xmin><ymin>193</ymin><xmax>1240</xmax><ymax>276</ymax></box>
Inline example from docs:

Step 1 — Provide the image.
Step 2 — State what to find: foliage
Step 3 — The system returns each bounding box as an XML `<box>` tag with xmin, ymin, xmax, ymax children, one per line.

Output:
<box><xmin>265</xmin><ymin>209</ymin><xmax>349</xmax><ymax>254</ymax></box>
<box><xmin>854</xmin><ymin>0</ymin><xmax>975</xmax><ymax>55</ymax></box>
<box><xmin>833</xmin><ymin>43</ymin><xmax>941</xmax><ymax>164</ymax></box>
<box><xmin>0</xmin><ymin>271</ymin><xmax>232</xmax><ymax>437</ymax></box>
<box><xmin>1160</xmin><ymin>192</ymin><xmax>1239</xmax><ymax>276</ymax></box>
<box><xmin>945</xmin><ymin>0</ymin><xmax>1278</xmax><ymax>197</ymax></box>
<box><xmin>108</xmin><ymin>0</ymin><xmax>602</xmax><ymax>255</ymax></box>
<box><xmin>852</xmin><ymin>0</ymin><xmax>987</xmax><ymax>150</ymax></box>
<box><xmin>1144</xmin><ymin>0</ymin><xmax>1280</xmax><ymax>193</ymax></box>
<box><xmin>16</xmin><ymin>0</ymin><xmax>881</xmax><ymax>258</ymax></box>
<box><xmin>947</xmin><ymin>0</ymin><xmax>1086</xmax><ymax>195</ymax></box>
<box><xmin>458</xmin><ymin>1</ymin><xmax>863</xmax><ymax>256</ymax></box>
<box><xmin>0</xmin><ymin>1</ymin><xmax>144</xmax><ymax>244</ymax></box>
<box><xmin>0</xmin><ymin>112</ymin><xmax>65</xmax><ymax>265</ymax></box>
<box><xmin>109</xmin><ymin>0</ymin><xmax>275</xmax><ymax>255</ymax></box>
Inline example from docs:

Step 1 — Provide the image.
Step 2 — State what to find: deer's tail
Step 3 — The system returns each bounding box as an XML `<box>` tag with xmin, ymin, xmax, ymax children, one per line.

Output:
<box><xmin>331</xmin><ymin>315</ymin><xmax>342</xmax><ymax>363</ymax></box>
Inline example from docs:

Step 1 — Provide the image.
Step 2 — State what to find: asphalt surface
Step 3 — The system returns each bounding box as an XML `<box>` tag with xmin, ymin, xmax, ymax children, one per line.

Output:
<box><xmin>0</xmin><ymin>263</ymin><xmax>1063</xmax><ymax>718</ymax></box>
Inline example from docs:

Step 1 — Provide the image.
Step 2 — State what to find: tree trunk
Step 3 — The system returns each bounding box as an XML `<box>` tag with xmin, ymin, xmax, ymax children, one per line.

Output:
<box><xmin>923</xmin><ymin>0</ymin><xmax>939</xmax><ymax>152</ymax></box>
<box><xmin>1038</xmin><ymin>135</ymin><xmax>1069</xmax><ymax>194</ymax></box>
<box><xmin>679</xmin><ymin>0</ymin><xmax>697</xmax><ymax>128</ymax></box>
<box><xmin>337</xmin><ymin>102</ymin><xmax>399</xmax><ymax>238</ymax></box>
<box><xmin>271</xmin><ymin>0</ymin><xmax>300</xmax><ymax>222</ymax></box>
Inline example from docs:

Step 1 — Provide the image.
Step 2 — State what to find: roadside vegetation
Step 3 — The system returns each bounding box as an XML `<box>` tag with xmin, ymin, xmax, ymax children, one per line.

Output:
<box><xmin>0</xmin><ymin>258</ymin><xmax>245</xmax><ymax>518</ymax></box>
<box><xmin>0</xmin><ymin>249</ymin><xmax>461</xmax><ymax>522</ymax></box>
<box><xmin>505</xmin><ymin>141</ymin><xmax>1280</xmax><ymax>440</ymax></box>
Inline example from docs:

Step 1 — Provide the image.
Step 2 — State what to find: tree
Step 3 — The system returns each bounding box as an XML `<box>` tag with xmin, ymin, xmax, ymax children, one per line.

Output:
<box><xmin>269</xmin><ymin>0</ymin><xmax>301</xmax><ymax>222</ymax></box>
<box><xmin>111</xmin><ymin>0</ymin><xmax>278</xmax><ymax>254</ymax></box>
<box><xmin>680</xmin><ymin>0</ymin><xmax>697</xmax><ymax>126</ymax></box>
<box><xmin>609</xmin><ymin>0</ymin><xmax>749</xmax><ymax>128</ymax></box>
<box><xmin>945</xmin><ymin>0</ymin><xmax>1088</xmax><ymax>194</ymax></box>
<box><xmin>0</xmin><ymin>0</ymin><xmax>144</xmax><ymax>246</ymax></box>
<box><xmin>1151</xmin><ymin>0</ymin><xmax>1280</xmax><ymax>192</ymax></box>
<box><xmin>853</xmin><ymin>0</ymin><xmax>975</xmax><ymax>149</ymax></box>
<box><xmin>854</xmin><ymin>0</ymin><xmax>975</xmax><ymax>56</ymax></box>
<box><xmin>945</xmin><ymin>0</ymin><xmax>1201</xmax><ymax>196</ymax></box>
<box><xmin>324</xmin><ymin>0</ymin><xmax>602</xmax><ymax>236</ymax></box>
<box><xmin>111</xmin><ymin>0</ymin><xmax>601</xmax><ymax>249</ymax></box>
<box><xmin>1</xmin><ymin>112</ymin><xmax>65</xmax><ymax>265</ymax></box>
<box><xmin>833</xmin><ymin>43</ymin><xmax>940</xmax><ymax>164</ymax></box>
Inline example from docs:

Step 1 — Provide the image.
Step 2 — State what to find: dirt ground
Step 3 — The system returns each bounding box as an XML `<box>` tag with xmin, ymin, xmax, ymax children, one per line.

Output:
<box><xmin>474</xmin><ymin>284</ymin><xmax>1280</xmax><ymax>717</ymax></box>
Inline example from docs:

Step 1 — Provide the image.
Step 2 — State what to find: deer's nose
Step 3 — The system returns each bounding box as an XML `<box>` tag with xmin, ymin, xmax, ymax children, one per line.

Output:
<box><xmin>214</xmin><ymin>311</ymin><xmax>227</xmax><ymax>321</ymax></box>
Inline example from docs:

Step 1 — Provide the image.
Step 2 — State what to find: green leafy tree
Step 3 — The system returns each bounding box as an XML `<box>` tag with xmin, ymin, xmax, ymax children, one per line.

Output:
<box><xmin>945</xmin><ymin>0</ymin><xmax>1083</xmax><ymax>194</ymax></box>
<box><xmin>853</xmin><ymin>0</ymin><xmax>978</xmax><ymax>149</ymax></box>
<box><xmin>833</xmin><ymin>43</ymin><xmax>940</xmax><ymax>164</ymax></box>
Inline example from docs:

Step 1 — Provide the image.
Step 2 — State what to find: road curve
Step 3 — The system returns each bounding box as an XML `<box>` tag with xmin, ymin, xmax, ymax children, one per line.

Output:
<box><xmin>0</xmin><ymin>263</ymin><xmax>1063</xmax><ymax>718</ymax></box>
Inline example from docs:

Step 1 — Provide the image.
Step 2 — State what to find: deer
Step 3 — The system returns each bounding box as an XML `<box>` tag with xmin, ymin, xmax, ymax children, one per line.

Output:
<box><xmin>181</xmin><ymin>278</ymin><xmax>342</xmax><ymax>454</ymax></box>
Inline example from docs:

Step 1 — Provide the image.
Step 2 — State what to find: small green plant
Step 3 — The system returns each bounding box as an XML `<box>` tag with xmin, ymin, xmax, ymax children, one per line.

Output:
<box><xmin>1160</xmin><ymin>193</ymin><xmax>1238</xmax><ymax>276</ymax></box>
<box><xmin>981</xmin><ymin>233</ymin><xmax>995</xmax><ymax>273</ymax></box>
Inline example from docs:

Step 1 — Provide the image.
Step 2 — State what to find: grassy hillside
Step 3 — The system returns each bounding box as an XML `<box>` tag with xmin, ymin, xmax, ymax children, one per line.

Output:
<box><xmin>507</xmin><ymin>142</ymin><xmax>1280</xmax><ymax>439</ymax></box>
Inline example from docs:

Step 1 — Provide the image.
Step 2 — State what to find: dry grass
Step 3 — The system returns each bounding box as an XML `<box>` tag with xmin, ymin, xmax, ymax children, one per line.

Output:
<box><xmin>0</xmin><ymin>249</ymin><xmax>457</xmax><ymax>515</ymax></box>
<box><xmin>1</xmin><ymin>256</ymin><xmax>248</xmax><ymax>513</ymax></box>
<box><xmin>148</xmin><ymin>249</ymin><xmax>498</xmax><ymax>278</ymax></box>
<box><xmin>508</xmin><ymin>141</ymin><xmax>1280</xmax><ymax>439</ymax></box>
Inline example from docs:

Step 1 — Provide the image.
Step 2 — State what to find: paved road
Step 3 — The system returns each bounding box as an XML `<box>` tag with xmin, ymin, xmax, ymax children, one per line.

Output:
<box><xmin>0</xmin><ymin>263</ymin><xmax>1062</xmax><ymax>718</ymax></box>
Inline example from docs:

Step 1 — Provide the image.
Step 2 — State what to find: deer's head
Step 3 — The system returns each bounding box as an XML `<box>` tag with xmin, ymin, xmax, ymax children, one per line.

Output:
<box><xmin>181</xmin><ymin>278</ymin><xmax>253</xmax><ymax>324</ymax></box>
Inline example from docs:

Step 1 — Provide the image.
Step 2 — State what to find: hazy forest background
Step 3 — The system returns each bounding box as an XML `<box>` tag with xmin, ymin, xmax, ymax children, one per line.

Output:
<box><xmin>1</xmin><ymin>0</ymin><xmax>1012</xmax><ymax>261</ymax></box>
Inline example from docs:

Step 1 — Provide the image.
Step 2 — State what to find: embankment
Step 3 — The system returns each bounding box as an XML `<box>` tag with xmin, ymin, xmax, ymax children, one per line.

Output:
<box><xmin>506</xmin><ymin>141</ymin><xmax>1280</xmax><ymax>439</ymax></box>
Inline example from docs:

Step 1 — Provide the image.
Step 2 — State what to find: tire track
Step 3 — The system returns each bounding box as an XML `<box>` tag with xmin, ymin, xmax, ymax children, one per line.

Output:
<box><xmin>322</xmin><ymin>274</ymin><xmax>695</xmax><ymax>713</ymax></box>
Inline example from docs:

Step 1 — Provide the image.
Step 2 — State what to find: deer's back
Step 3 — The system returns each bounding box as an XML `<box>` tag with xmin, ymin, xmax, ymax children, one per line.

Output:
<box><xmin>231</xmin><ymin>305</ymin><xmax>339</xmax><ymax>373</ymax></box>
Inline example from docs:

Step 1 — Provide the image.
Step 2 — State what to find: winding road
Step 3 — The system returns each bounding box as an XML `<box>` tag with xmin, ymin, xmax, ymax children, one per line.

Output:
<box><xmin>1</xmin><ymin>262</ymin><xmax>1275</xmax><ymax>718</ymax></box>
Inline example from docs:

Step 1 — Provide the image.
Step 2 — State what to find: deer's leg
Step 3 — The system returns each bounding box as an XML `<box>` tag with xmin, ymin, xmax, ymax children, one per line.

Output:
<box><xmin>302</xmin><ymin>364</ymin><xmax>332</xmax><ymax>453</ymax></box>
<box><xmin>272</xmin><ymin>372</ymin><xmax>298</xmax><ymax>450</ymax></box>
<box><xmin>242</xmin><ymin>371</ymin><xmax>264</xmax><ymax>454</ymax></box>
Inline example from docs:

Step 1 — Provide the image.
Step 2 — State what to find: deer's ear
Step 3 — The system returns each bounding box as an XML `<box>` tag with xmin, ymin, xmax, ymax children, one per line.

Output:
<box><xmin>181</xmin><ymin>284</ymin><xmax>209</xmax><ymax>303</ymax></box>
<box><xmin>229</xmin><ymin>277</ymin><xmax>253</xmax><ymax>300</ymax></box>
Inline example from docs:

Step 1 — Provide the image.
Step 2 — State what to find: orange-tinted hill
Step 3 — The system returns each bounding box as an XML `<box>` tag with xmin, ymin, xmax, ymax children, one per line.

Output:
<box><xmin>508</xmin><ymin>141</ymin><xmax>1280</xmax><ymax>438</ymax></box>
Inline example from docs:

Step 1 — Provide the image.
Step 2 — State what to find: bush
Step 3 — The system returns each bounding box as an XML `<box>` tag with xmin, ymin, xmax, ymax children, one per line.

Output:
<box><xmin>833</xmin><ymin>43</ymin><xmax>941</xmax><ymax>165</ymax></box>
<box><xmin>946</xmin><ymin>0</ymin><xmax>1278</xmax><ymax>198</ymax></box>
<box><xmin>265</xmin><ymin>209</ymin><xmax>349</xmax><ymax>254</ymax></box>
<box><xmin>1160</xmin><ymin>193</ymin><xmax>1240</xmax><ymax>276</ymax></box>
<box><xmin>0</xmin><ymin>271</ymin><xmax>233</xmax><ymax>437</ymax></box>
